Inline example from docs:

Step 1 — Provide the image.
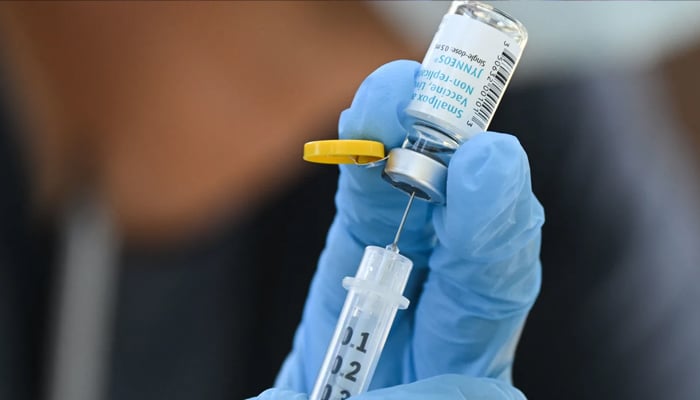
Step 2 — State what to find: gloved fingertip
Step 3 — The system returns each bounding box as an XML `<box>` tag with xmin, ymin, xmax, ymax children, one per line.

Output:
<box><xmin>447</xmin><ymin>132</ymin><xmax>528</xmax><ymax>208</ymax></box>
<box><xmin>451</xmin><ymin>132</ymin><xmax>527</xmax><ymax>192</ymax></box>
<box><xmin>433</xmin><ymin>131</ymin><xmax>539</xmax><ymax>259</ymax></box>
<box><xmin>354</xmin><ymin>60</ymin><xmax>420</xmax><ymax>106</ymax></box>
<box><xmin>445</xmin><ymin>375</ymin><xmax>528</xmax><ymax>400</ymax></box>
<box><xmin>489</xmin><ymin>379</ymin><xmax>528</xmax><ymax>400</ymax></box>
<box><xmin>338</xmin><ymin>60</ymin><xmax>421</xmax><ymax>149</ymax></box>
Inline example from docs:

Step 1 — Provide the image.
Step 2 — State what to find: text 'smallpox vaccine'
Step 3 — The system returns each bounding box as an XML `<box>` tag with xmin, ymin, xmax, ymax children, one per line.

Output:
<box><xmin>383</xmin><ymin>1</ymin><xmax>528</xmax><ymax>204</ymax></box>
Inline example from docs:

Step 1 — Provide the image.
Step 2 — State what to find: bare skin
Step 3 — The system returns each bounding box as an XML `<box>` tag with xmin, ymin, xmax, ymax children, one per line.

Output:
<box><xmin>0</xmin><ymin>1</ymin><xmax>417</xmax><ymax>244</ymax></box>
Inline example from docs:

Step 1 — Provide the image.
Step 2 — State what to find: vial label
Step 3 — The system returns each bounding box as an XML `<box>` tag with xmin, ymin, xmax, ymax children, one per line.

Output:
<box><xmin>406</xmin><ymin>14</ymin><xmax>523</xmax><ymax>142</ymax></box>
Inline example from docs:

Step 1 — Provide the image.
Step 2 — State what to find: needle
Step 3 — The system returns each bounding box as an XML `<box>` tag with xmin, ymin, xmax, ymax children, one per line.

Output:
<box><xmin>389</xmin><ymin>192</ymin><xmax>415</xmax><ymax>253</ymax></box>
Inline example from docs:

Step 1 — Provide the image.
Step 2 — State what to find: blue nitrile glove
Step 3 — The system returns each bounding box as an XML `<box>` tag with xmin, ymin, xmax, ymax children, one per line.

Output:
<box><xmin>248</xmin><ymin>60</ymin><xmax>544</xmax><ymax>399</ymax></box>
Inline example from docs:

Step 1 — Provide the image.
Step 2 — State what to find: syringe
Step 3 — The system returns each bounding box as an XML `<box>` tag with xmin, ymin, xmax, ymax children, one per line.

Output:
<box><xmin>303</xmin><ymin>1</ymin><xmax>528</xmax><ymax>396</ymax></box>
<box><xmin>309</xmin><ymin>194</ymin><xmax>415</xmax><ymax>400</ymax></box>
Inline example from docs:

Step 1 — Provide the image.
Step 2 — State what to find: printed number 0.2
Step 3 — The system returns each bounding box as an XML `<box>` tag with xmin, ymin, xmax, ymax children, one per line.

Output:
<box><xmin>345</xmin><ymin>361</ymin><xmax>361</xmax><ymax>382</ymax></box>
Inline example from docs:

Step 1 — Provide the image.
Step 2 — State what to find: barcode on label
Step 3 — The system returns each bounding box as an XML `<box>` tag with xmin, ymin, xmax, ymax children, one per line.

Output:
<box><xmin>471</xmin><ymin>47</ymin><xmax>517</xmax><ymax>130</ymax></box>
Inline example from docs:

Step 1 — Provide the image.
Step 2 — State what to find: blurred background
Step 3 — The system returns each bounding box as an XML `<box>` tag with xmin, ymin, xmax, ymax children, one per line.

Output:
<box><xmin>0</xmin><ymin>1</ymin><xmax>699</xmax><ymax>400</ymax></box>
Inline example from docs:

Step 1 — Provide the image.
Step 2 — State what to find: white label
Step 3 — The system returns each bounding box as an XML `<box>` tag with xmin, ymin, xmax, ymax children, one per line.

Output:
<box><xmin>405</xmin><ymin>14</ymin><xmax>523</xmax><ymax>141</ymax></box>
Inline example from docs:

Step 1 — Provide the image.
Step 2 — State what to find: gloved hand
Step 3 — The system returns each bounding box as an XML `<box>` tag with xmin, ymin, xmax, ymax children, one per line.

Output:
<box><xmin>249</xmin><ymin>60</ymin><xmax>544</xmax><ymax>399</ymax></box>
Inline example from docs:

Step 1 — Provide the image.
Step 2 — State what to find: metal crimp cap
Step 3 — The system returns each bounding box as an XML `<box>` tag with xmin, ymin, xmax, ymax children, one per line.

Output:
<box><xmin>382</xmin><ymin>148</ymin><xmax>447</xmax><ymax>204</ymax></box>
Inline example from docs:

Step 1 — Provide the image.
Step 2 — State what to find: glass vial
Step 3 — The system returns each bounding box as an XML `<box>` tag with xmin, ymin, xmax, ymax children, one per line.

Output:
<box><xmin>383</xmin><ymin>1</ymin><xmax>527</xmax><ymax>204</ymax></box>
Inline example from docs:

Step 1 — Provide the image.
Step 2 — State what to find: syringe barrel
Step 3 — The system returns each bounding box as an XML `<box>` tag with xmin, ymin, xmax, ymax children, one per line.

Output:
<box><xmin>309</xmin><ymin>246</ymin><xmax>412</xmax><ymax>400</ymax></box>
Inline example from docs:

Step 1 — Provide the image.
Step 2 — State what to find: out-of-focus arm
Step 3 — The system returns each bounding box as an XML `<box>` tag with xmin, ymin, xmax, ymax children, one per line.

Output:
<box><xmin>0</xmin><ymin>2</ymin><xmax>414</xmax><ymax>243</ymax></box>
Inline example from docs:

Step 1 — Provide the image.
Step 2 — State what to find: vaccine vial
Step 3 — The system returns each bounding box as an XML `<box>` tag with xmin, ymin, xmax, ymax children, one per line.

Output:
<box><xmin>383</xmin><ymin>1</ymin><xmax>527</xmax><ymax>204</ymax></box>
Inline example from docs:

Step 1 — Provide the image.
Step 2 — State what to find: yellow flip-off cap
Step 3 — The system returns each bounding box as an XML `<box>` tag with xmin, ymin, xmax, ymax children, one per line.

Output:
<box><xmin>303</xmin><ymin>140</ymin><xmax>385</xmax><ymax>165</ymax></box>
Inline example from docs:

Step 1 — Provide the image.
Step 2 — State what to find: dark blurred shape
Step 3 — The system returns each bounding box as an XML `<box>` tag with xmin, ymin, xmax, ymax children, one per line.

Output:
<box><xmin>0</xmin><ymin>2</ymin><xmax>408</xmax><ymax>399</ymax></box>
<box><xmin>107</xmin><ymin>164</ymin><xmax>337</xmax><ymax>400</ymax></box>
<box><xmin>1</xmin><ymin>2</ymin><xmax>699</xmax><ymax>400</ymax></box>
<box><xmin>496</xmin><ymin>68</ymin><xmax>700</xmax><ymax>399</ymax></box>
<box><xmin>0</xmin><ymin>72</ymin><xmax>57</xmax><ymax>400</ymax></box>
